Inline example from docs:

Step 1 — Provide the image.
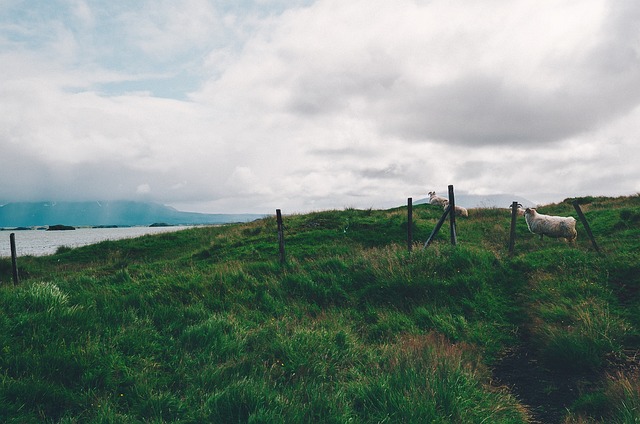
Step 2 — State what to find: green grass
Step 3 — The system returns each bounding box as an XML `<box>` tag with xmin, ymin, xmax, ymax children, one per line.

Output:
<box><xmin>1</xmin><ymin>195</ymin><xmax>639</xmax><ymax>422</ymax></box>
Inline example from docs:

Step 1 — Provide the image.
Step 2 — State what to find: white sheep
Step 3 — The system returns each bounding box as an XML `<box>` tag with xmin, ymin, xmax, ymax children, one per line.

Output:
<box><xmin>509</xmin><ymin>203</ymin><xmax>526</xmax><ymax>216</ymax></box>
<box><xmin>524</xmin><ymin>208</ymin><xmax>577</xmax><ymax>241</ymax></box>
<box><xmin>444</xmin><ymin>203</ymin><xmax>468</xmax><ymax>217</ymax></box>
<box><xmin>428</xmin><ymin>191</ymin><xmax>448</xmax><ymax>207</ymax></box>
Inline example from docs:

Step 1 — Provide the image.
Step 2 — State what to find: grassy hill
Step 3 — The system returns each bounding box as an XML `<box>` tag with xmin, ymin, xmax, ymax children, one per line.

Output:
<box><xmin>1</xmin><ymin>195</ymin><xmax>639</xmax><ymax>423</ymax></box>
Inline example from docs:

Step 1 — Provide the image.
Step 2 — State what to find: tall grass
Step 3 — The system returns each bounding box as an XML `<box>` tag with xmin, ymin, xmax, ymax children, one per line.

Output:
<box><xmin>1</xmin><ymin>195</ymin><xmax>639</xmax><ymax>422</ymax></box>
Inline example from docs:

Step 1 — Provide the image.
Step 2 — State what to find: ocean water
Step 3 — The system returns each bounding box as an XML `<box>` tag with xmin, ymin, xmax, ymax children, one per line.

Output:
<box><xmin>0</xmin><ymin>226</ymin><xmax>193</xmax><ymax>257</ymax></box>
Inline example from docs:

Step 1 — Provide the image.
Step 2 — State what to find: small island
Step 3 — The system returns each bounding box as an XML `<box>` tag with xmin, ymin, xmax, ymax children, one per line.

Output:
<box><xmin>47</xmin><ymin>224</ymin><xmax>76</xmax><ymax>231</ymax></box>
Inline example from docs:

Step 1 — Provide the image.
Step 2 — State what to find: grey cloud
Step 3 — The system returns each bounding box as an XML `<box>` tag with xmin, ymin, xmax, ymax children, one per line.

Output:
<box><xmin>0</xmin><ymin>153</ymin><xmax>145</xmax><ymax>203</ymax></box>
<box><xmin>452</xmin><ymin>160</ymin><xmax>508</xmax><ymax>180</ymax></box>
<box><xmin>0</xmin><ymin>148</ymin><xmax>49</xmax><ymax>202</ymax></box>
<box><xmin>0</xmin><ymin>149</ymin><xmax>219</xmax><ymax>205</ymax></box>
<box><xmin>377</xmin><ymin>66</ymin><xmax>640</xmax><ymax>147</ymax></box>
<box><xmin>381</xmin><ymin>3</ymin><xmax>640</xmax><ymax>147</ymax></box>
<box><xmin>357</xmin><ymin>164</ymin><xmax>403</xmax><ymax>180</ymax></box>
<box><xmin>375</xmin><ymin>76</ymin><xmax>576</xmax><ymax>145</ymax></box>
<box><xmin>285</xmin><ymin>51</ymin><xmax>401</xmax><ymax>117</ymax></box>
<box><xmin>278</xmin><ymin>1</ymin><xmax>640</xmax><ymax>148</ymax></box>
<box><xmin>307</xmin><ymin>146</ymin><xmax>377</xmax><ymax>158</ymax></box>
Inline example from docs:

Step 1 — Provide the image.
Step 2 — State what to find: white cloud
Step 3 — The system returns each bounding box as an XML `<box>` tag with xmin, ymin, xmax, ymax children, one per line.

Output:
<box><xmin>136</xmin><ymin>183</ymin><xmax>151</xmax><ymax>194</ymax></box>
<box><xmin>0</xmin><ymin>0</ymin><xmax>639</xmax><ymax>213</ymax></box>
<box><xmin>192</xmin><ymin>0</ymin><xmax>640</xmax><ymax>151</ymax></box>
<box><xmin>119</xmin><ymin>0</ymin><xmax>222</xmax><ymax>58</ymax></box>
<box><xmin>69</xmin><ymin>0</ymin><xmax>95</xmax><ymax>28</ymax></box>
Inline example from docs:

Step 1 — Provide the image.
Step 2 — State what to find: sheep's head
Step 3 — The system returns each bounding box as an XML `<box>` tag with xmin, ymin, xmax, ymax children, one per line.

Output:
<box><xmin>525</xmin><ymin>208</ymin><xmax>536</xmax><ymax>215</ymax></box>
<box><xmin>428</xmin><ymin>191</ymin><xmax>435</xmax><ymax>197</ymax></box>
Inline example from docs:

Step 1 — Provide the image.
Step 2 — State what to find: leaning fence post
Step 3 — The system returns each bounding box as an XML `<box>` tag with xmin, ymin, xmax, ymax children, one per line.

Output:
<box><xmin>276</xmin><ymin>209</ymin><xmax>286</xmax><ymax>264</ymax></box>
<box><xmin>448</xmin><ymin>185</ymin><xmax>457</xmax><ymax>246</ymax></box>
<box><xmin>508</xmin><ymin>201</ymin><xmax>519</xmax><ymax>255</ymax></box>
<box><xmin>423</xmin><ymin>205</ymin><xmax>451</xmax><ymax>249</ymax></box>
<box><xmin>407</xmin><ymin>197</ymin><xmax>413</xmax><ymax>252</ymax></box>
<box><xmin>572</xmin><ymin>200</ymin><xmax>601</xmax><ymax>254</ymax></box>
<box><xmin>10</xmin><ymin>233</ymin><xmax>19</xmax><ymax>286</ymax></box>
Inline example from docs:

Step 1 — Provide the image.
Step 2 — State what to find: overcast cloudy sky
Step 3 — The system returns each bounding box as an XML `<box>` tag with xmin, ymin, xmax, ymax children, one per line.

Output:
<box><xmin>1</xmin><ymin>0</ymin><xmax>639</xmax><ymax>214</ymax></box>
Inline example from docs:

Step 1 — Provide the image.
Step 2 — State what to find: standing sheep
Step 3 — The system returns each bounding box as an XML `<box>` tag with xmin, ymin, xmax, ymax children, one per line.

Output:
<box><xmin>445</xmin><ymin>203</ymin><xmax>468</xmax><ymax>217</ymax></box>
<box><xmin>524</xmin><ymin>208</ymin><xmax>577</xmax><ymax>241</ymax></box>
<box><xmin>511</xmin><ymin>203</ymin><xmax>526</xmax><ymax>217</ymax></box>
<box><xmin>428</xmin><ymin>191</ymin><xmax>448</xmax><ymax>207</ymax></box>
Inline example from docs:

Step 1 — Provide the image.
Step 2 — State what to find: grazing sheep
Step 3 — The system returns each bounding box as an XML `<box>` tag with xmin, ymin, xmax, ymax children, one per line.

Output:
<box><xmin>524</xmin><ymin>208</ymin><xmax>577</xmax><ymax>241</ymax></box>
<box><xmin>509</xmin><ymin>203</ymin><xmax>526</xmax><ymax>216</ymax></box>
<box><xmin>445</xmin><ymin>203</ymin><xmax>468</xmax><ymax>217</ymax></box>
<box><xmin>428</xmin><ymin>191</ymin><xmax>448</xmax><ymax>207</ymax></box>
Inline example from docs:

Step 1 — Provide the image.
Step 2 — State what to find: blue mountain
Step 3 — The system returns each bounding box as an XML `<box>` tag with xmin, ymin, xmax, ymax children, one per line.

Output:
<box><xmin>0</xmin><ymin>201</ymin><xmax>266</xmax><ymax>228</ymax></box>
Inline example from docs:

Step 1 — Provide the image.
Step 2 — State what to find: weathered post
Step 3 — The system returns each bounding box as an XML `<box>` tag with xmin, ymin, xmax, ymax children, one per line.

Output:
<box><xmin>508</xmin><ymin>201</ymin><xmax>519</xmax><ymax>255</ymax></box>
<box><xmin>572</xmin><ymin>200</ymin><xmax>601</xmax><ymax>254</ymax></box>
<box><xmin>407</xmin><ymin>197</ymin><xmax>413</xmax><ymax>252</ymax></box>
<box><xmin>10</xmin><ymin>233</ymin><xmax>19</xmax><ymax>286</ymax></box>
<box><xmin>276</xmin><ymin>209</ymin><xmax>286</xmax><ymax>264</ymax></box>
<box><xmin>423</xmin><ymin>205</ymin><xmax>451</xmax><ymax>249</ymax></box>
<box><xmin>448</xmin><ymin>185</ymin><xmax>457</xmax><ymax>246</ymax></box>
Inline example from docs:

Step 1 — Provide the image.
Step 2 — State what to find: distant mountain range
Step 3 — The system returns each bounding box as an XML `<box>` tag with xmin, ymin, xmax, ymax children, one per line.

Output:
<box><xmin>0</xmin><ymin>195</ymin><xmax>537</xmax><ymax>228</ymax></box>
<box><xmin>414</xmin><ymin>193</ymin><xmax>536</xmax><ymax>209</ymax></box>
<box><xmin>0</xmin><ymin>201</ymin><xmax>267</xmax><ymax>228</ymax></box>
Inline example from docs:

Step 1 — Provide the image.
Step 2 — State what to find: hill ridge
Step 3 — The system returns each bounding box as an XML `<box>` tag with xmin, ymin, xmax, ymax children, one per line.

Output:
<box><xmin>0</xmin><ymin>200</ymin><xmax>266</xmax><ymax>227</ymax></box>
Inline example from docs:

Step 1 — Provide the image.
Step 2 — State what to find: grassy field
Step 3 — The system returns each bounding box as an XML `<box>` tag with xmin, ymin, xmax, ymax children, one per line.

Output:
<box><xmin>1</xmin><ymin>195</ymin><xmax>639</xmax><ymax>423</ymax></box>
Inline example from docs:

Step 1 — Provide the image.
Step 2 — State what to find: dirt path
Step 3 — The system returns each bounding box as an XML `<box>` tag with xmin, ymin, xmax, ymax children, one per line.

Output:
<box><xmin>492</xmin><ymin>345</ymin><xmax>589</xmax><ymax>424</ymax></box>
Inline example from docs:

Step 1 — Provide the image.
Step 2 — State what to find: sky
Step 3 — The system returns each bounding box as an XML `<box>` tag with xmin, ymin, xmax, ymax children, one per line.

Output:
<box><xmin>1</xmin><ymin>0</ymin><xmax>639</xmax><ymax>214</ymax></box>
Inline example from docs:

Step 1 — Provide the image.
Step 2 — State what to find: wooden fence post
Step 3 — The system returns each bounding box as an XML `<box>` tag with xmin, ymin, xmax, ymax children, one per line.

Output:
<box><xmin>10</xmin><ymin>233</ymin><xmax>19</xmax><ymax>286</ymax></box>
<box><xmin>407</xmin><ymin>197</ymin><xmax>413</xmax><ymax>252</ymax></box>
<box><xmin>508</xmin><ymin>201</ymin><xmax>518</xmax><ymax>255</ymax></box>
<box><xmin>572</xmin><ymin>200</ymin><xmax>601</xmax><ymax>254</ymax></box>
<box><xmin>448</xmin><ymin>185</ymin><xmax>457</xmax><ymax>246</ymax></box>
<box><xmin>423</xmin><ymin>205</ymin><xmax>451</xmax><ymax>249</ymax></box>
<box><xmin>276</xmin><ymin>209</ymin><xmax>286</xmax><ymax>264</ymax></box>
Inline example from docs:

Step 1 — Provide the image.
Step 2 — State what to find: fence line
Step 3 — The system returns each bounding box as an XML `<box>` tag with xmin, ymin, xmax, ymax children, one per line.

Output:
<box><xmin>276</xmin><ymin>209</ymin><xmax>286</xmax><ymax>264</ymax></box>
<box><xmin>10</xmin><ymin>233</ymin><xmax>19</xmax><ymax>286</ymax></box>
<box><xmin>572</xmin><ymin>201</ymin><xmax>601</xmax><ymax>254</ymax></box>
<box><xmin>407</xmin><ymin>197</ymin><xmax>413</xmax><ymax>252</ymax></box>
<box><xmin>508</xmin><ymin>201</ymin><xmax>519</xmax><ymax>255</ymax></box>
<box><xmin>1</xmin><ymin>198</ymin><xmax>603</xmax><ymax>281</ymax></box>
<box><xmin>447</xmin><ymin>185</ymin><xmax>457</xmax><ymax>246</ymax></box>
<box><xmin>423</xmin><ymin>205</ymin><xmax>451</xmax><ymax>249</ymax></box>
